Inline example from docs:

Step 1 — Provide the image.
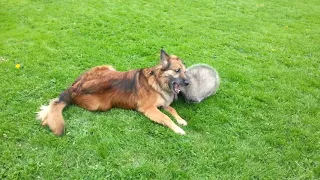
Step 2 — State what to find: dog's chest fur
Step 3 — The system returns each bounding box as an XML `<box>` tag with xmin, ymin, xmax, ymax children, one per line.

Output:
<box><xmin>156</xmin><ymin>92</ymin><xmax>175</xmax><ymax>108</ymax></box>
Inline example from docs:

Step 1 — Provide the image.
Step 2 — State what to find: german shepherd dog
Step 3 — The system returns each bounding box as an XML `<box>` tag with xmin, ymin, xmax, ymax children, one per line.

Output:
<box><xmin>37</xmin><ymin>50</ymin><xmax>189</xmax><ymax>135</ymax></box>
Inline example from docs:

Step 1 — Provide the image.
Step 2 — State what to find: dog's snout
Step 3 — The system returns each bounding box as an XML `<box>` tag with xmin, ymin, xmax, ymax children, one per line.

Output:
<box><xmin>184</xmin><ymin>80</ymin><xmax>189</xmax><ymax>86</ymax></box>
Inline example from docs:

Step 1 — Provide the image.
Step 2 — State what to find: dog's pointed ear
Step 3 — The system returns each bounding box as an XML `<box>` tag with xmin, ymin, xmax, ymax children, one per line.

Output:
<box><xmin>160</xmin><ymin>49</ymin><xmax>170</xmax><ymax>70</ymax></box>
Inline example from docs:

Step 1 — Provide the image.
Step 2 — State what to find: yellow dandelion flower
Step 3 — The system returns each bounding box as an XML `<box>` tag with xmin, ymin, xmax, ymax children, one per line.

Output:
<box><xmin>15</xmin><ymin>64</ymin><xmax>21</xmax><ymax>69</ymax></box>
<box><xmin>285</xmin><ymin>26</ymin><xmax>289</xmax><ymax>28</ymax></box>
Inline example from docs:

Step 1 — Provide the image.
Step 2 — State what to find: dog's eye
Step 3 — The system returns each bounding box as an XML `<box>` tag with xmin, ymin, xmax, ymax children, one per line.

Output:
<box><xmin>175</xmin><ymin>69</ymin><xmax>180</xmax><ymax>73</ymax></box>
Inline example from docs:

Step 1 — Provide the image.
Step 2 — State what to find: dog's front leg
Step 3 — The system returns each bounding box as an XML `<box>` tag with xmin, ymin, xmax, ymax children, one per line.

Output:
<box><xmin>164</xmin><ymin>106</ymin><xmax>188</xmax><ymax>126</ymax></box>
<box><xmin>140</xmin><ymin>107</ymin><xmax>185</xmax><ymax>135</ymax></box>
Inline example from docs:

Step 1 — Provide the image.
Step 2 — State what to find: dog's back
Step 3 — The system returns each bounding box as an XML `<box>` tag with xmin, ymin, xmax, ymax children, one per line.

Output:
<box><xmin>180</xmin><ymin>64</ymin><xmax>220</xmax><ymax>102</ymax></box>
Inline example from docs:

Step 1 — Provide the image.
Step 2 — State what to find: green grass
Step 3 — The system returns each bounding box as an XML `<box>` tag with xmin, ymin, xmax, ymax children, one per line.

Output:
<box><xmin>1</xmin><ymin>0</ymin><xmax>320</xmax><ymax>179</ymax></box>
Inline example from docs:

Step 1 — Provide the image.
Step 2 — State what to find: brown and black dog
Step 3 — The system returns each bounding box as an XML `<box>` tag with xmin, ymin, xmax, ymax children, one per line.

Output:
<box><xmin>37</xmin><ymin>50</ymin><xmax>189</xmax><ymax>135</ymax></box>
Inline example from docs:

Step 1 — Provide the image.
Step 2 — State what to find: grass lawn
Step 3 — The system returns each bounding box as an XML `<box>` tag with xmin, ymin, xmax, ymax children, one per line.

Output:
<box><xmin>1</xmin><ymin>0</ymin><xmax>319</xmax><ymax>179</ymax></box>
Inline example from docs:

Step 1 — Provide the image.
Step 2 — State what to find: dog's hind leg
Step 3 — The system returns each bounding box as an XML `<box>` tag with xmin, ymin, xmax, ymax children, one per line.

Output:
<box><xmin>164</xmin><ymin>106</ymin><xmax>187</xmax><ymax>126</ymax></box>
<box><xmin>73</xmin><ymin>94</ymin><xmax>107</xmax><ymax>111</ymax></box>
<box><xmin>140</xmin><ymin>107</ymin><xmax>185</xmax><ymax>135</ymax></box>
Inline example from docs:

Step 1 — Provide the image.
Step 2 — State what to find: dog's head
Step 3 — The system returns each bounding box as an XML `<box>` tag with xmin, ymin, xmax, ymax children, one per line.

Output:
<box><xmin>148</xmin><ymin>49</ymin><xmax>189</xmax><ymax>94</ymax></box>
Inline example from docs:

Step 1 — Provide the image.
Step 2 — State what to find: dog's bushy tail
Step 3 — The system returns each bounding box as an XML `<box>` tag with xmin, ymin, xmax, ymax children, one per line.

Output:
<box><xmin>36</xmin><ymin>98</ymin><xmax>67</xmax><ymax>135</ymax></box>
<box><xmin>36</xmin><ymin>88</ymin><xmax>73</xmax><ymax>135</ymax></box>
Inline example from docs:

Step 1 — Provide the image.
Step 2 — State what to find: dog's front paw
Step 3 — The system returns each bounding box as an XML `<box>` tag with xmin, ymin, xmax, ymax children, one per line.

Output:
<box><xmin>173</xmin><ymin>127</ymin><xmax>186</xmax><ymax>135</ymax></box>
<box><xmin>177</xmin><ymin>119</ymin><xmax>188</xmax><ymax>126</ymax></box>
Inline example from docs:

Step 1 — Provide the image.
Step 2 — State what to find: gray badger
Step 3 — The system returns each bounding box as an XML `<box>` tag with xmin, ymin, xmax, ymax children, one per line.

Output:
<box><xmin>180</xmin><ymin>64</ymin><xmax>220</xmax><ymax>102</ymax></box>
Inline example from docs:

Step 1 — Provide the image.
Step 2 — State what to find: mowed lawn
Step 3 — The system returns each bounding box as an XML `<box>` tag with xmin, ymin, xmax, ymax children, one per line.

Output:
<box><xmin>1</xmin><ymin>0</ymin><xmax>319</xmax><ymax>179</ymax></box>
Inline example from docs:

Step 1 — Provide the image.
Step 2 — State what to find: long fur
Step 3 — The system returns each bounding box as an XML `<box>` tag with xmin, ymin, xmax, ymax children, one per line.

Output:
<box><xmin>37</xmin><ymin>50</ymin><xmax>189</xmax><ymax>135</ymax></box>
<box><xmin>180</xmin><ymin>64</ymin><xmax>220</xmax><ymax>102</ymax></box>
<box><xmin>36</xmin><ymin>98</ymin><xmax>66</xmax><ymax>135</ymax></box>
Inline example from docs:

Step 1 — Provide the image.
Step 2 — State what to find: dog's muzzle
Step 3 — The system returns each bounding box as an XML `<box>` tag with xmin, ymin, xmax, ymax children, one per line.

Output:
<box><xmin>170</xmin><ymin>78</ymin><xmax>189</xmax><ymax>94</ymax></box>
<box><xmin>183</xmin><ymin>79</ymin><xmax>189</xmax><ymax>86</ymax></box>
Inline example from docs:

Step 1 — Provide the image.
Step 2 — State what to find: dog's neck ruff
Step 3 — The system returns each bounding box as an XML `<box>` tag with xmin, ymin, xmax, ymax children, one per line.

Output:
<box><xmin>159</xmin><ymin>91</ymin><xmax>175</xmax><ymax>108</ymax></box>
<box><xmin>148</xmin><ymin>81</ymin><xmax>175</xmax><ymax>107</ymax></box>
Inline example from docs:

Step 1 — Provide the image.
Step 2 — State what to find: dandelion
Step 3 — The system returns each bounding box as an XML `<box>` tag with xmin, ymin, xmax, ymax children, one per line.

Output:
<box><xmin>15</xmin><ymin>64</ymin><xmax>21</xmax><ymax>69</ymax></box>
<box><xmin>285</xmin><ymin>26</ymin><xmax>289</xmax><ymax>28</ymax></box>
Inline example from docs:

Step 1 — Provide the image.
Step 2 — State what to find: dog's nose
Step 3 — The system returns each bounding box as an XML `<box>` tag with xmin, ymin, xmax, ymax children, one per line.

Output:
<box><xmin>184</xmin><ymin>80</ymin><xmax>189</xmax><ymax>86</ymax></box>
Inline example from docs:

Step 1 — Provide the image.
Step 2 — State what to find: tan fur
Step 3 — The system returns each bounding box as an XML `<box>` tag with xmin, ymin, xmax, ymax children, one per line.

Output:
<box><xmin>37</xmin><ymin>50</ymin><xmax>189</xmax><ymax>135</ymax></box>
<box><xmin>36</xmin><ymin>99</ymin><xmax>66</xmax><ymax>135</ymax></box>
